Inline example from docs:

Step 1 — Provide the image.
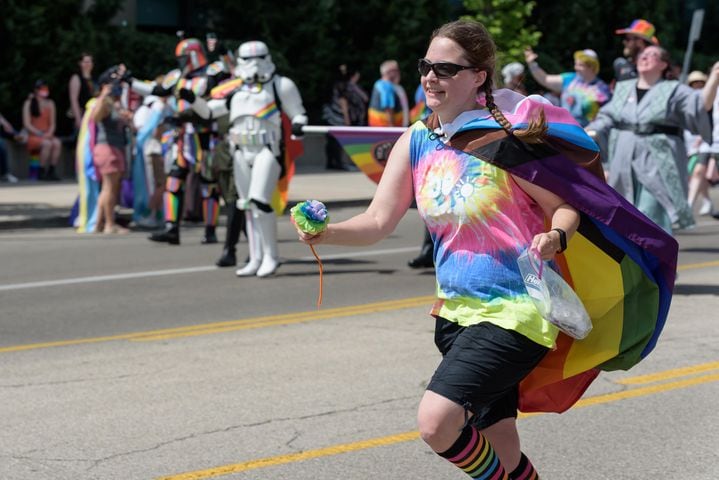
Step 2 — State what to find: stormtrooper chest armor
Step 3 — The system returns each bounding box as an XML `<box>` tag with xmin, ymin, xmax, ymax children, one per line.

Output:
<box><xmin>228</xmin><ymin>82</ymin><xmax>281</xmax><ymax>148</ymax></box>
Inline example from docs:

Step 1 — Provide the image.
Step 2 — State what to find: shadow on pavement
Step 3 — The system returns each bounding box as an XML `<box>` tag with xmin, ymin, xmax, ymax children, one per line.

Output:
<box><xmin>673</xmin><ymin>284</ymin><xmax>719</xmax><ymax>296</ymax></box>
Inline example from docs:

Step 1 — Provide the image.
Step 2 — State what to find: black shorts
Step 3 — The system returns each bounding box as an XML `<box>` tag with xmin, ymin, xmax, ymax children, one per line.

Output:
<box><xmin>427</xmin><ymin>317</ymin><xmax>549</xmax><ymax>430</ymax></box>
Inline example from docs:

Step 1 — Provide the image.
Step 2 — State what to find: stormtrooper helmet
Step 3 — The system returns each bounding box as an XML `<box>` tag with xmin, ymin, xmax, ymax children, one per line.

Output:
<box><xmin>236</xmin><ymin>41</ymin><xmax>276</xmax><ymax>83</ymax></box>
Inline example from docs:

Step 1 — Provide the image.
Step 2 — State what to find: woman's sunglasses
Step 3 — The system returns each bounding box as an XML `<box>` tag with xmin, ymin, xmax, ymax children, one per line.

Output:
<box><xmin>418</xmin><ymin>58</ymin><xmax>477</xmax><ymax>78</ymax></box>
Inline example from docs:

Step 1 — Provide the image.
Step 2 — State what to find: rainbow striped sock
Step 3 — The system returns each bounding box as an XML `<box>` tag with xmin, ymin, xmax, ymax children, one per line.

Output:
<box><xmin>164</xmin><ymin>191</ymin><xmax>180</xmax><ymax>222</ymax></box>
<box><xmin>203</xmin><ymin>196</ymin><xmax>219</xmax><ymax>227</ymax></box>
<box><xmin>439</xmin><ymin>425</ymin><xmax>508</xmax><ymax>479</ymax></box>
<box><xmin>509</xmin><ymin>453</ymin><xmax>539</xmax><ymax>480</ymax></box>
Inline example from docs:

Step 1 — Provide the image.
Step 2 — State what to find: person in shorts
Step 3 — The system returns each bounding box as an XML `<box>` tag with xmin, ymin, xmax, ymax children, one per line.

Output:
<box><xmin>91</xmin><ymin>67</ymin><xmax>132</xmax><ymax>234</ymax></box>
<box><xmin>295</xmin><ymin>19</ymin><xmax>583</xmax><ymax>479</ymax></box>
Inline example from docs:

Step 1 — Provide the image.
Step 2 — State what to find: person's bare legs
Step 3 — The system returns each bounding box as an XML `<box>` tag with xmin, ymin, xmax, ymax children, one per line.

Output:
<box><xmin>100</xmin><ymin>172</ymin><xmax>125</xmax><ymax>233</ymax></box>
<box><xmin>688</xmin><ymin>163</ymin><xmax>714</xmax><ymax>215</ymax></box>
<box><xmin>49</xmin><ymin>137</ymin><xmax>61</xmax><ymax>166</ymax></box>
<box><xmin>418</xmin><ymin>390</ymin><xmax>521</xmax><ymax>471</ymax></box>
<box><xmin>39</xmin><ymin>139</ymin><xmax>53</xmax><ymax>169</ymax></box>
<box><xmin>417</xmin><ymin>390</ymin><xmax>466</xmax><ymax>452</ymax></box>
<box><xmin>418</xmin><ymin>390</ymin><xmax>517</xmax><ymax>477</ymax></box>
<box><xmin>688</xmin><ymin>163</ymin><xmax>706</xmax><ymax>209</ymax></box>
<box><xmin>481</xmin><ymin>417</ymin><xmax>521</xmax><ymax>471</ymax></box>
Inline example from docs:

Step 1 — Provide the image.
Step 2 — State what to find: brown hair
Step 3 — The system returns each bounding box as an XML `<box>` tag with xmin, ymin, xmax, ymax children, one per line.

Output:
<box><xmin>431</xmin><ymin>20</ymin><xmax>546</xmax><ymax>143</ymax></box>
<box><xmin>656</xmin><ymin>46</ymin><xmax>673</xmax><ymax>79</ymax></box>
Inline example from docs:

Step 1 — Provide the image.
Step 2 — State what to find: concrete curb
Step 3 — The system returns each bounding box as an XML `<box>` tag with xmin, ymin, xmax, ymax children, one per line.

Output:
<box><xmin>0</xmin><ymin>198</ymin><xmax>372</xmax><ymax>231</ymax></box>
<box><xmin>0</xmin><ymin>171</ymin><xmax>376</xmax><ymax>231</ymax></box>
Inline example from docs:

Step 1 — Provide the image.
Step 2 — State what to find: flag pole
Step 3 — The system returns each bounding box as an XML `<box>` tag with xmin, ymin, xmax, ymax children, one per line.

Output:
<box><xmin>680</xmin><ymin>9</ymin><xmax>705</xmax><ymax>84</ymax></box>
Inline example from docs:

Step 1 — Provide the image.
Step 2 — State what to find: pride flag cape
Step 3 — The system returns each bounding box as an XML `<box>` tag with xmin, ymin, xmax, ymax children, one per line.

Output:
<box><xmin>131</xmin><ymin>107</ymin><xmax>164</xmax><ymax>222</ymax></box>
<box><xmin>427</xmin><ymin>91</ymin><xmax>677</xmax><ymax>413</ymax></box>
<box><xmin>74</xmin><ymin>98</ymin><xmax>100</xmax><ymax>233</ymax></box>
<box><xmin>325</xmin><ymin>126</ymin><xmax>405</xmax><ymax>184</ymax></box>
<box><xmin>271</xmin><ymin>112</ymin><xmax>303</xmax><ymax>215</ymax></box>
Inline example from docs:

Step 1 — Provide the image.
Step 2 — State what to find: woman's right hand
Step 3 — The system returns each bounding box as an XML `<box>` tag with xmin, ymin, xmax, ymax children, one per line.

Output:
<box><xmin>298</xmin><ymin>230</ymin><xmax>326</xmax><ymax>245</ymax></box>
<box><xmin>524</xmin><ymin>47</ymin><xmax>538</xmax><ymax>64</ymax></box>
<box><xmin>291</xmin><ymin>216</ymin><xmax>327</xmax><ymax>245</ymax></box>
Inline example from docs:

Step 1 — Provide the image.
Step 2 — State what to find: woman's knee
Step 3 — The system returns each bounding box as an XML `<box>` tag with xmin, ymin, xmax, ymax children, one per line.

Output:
<box><xmin>417</xmin><ymin>391</ymin><xmax>465</xmax><ymax>450</ymax></box>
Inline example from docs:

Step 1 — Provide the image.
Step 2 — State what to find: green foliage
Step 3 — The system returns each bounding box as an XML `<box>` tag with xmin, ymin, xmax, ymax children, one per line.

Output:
<box><xmin>0</xmin><ymin>0</ymin><xmax>174</xmax><ymax>134</ymax></box>
<box><xmin>462</xmin><ymin>0</ymin><xmax>542</xmax><ymax>67</ymax></box>
<box><xmin>1</xmin><ymin>0</ymin><xmax>716</xmax><ymax>134</ymax></box>
<box><xmin>201</xmin><ymin>0</ymin><xmax>455</xmax><ymax>120</ymax></box>
<box><xmin>525</xmin><ymin>0</ymin><xmax>717</xmax><ymax>85</ymax></box>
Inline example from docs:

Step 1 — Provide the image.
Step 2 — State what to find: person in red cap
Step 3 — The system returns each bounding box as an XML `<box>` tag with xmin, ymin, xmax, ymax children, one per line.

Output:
<box><xmin>613</xmin><ymin>19</ymin><xmax>659</xmax><ymax>83</ymax></box>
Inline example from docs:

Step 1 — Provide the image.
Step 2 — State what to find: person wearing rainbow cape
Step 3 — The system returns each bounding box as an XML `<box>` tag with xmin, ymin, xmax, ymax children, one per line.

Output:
<box><xmin>295</xmin><ymin>19</ymin><xmax>677</xmax><ymax>479</ymax></box>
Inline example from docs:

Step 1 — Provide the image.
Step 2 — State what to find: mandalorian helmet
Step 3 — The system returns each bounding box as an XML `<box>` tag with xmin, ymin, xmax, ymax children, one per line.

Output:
<box><xmin>175</xmin><ymin>38</ymin><xmax>208</xmax><ymax>75</ymax></box>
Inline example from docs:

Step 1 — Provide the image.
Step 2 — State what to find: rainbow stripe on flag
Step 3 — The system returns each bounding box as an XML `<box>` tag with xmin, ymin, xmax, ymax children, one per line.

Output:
<box><xmin>429</xmin><ymin>91</ymin><xmax>677</xmax><ymax>413</ymax></box>
<box><xmin>270</xmin><ymin>113</ymin><xmax>303</xmax><ymax>215</ymax></box>
<box><xmin>74</xmin><ymin>98</ymin><xmax>100</xmax><ymax>233</ymax></box>
<box><xmin>325</xmin><ymin>126</ymin><xmax>405</xmax><ymax>184</ymax></box>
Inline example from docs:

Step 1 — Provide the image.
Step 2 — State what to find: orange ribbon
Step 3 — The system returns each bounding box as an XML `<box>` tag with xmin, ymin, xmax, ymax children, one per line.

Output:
<box><xmin>309</xmin><ymin>245</ymin><xmax>324</xmax><ymax>307</ymax></box>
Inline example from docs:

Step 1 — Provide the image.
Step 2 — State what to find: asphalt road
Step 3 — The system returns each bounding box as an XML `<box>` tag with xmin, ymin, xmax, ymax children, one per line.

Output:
<box><xmin>1</xmin><ymin>207</ymin><xmax>718</xmax><ymax>479</ymax></box>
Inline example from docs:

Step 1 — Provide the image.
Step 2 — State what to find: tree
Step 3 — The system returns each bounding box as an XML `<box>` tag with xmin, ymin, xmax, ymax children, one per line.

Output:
<box><xmin>0</xmin><ymin>0</ymin><xmax>175</xmax><ymax>135</ymax></box>
<box><xmin>462</xmin><ymin>0</ymin><xmax>542</xmax><ymax>68</ymax></box>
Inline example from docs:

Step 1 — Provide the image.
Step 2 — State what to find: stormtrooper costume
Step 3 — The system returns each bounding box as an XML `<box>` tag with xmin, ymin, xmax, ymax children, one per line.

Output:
<box><xmin>186</xmin><ymin>41</ymin><xmax>307</xmax><ymax>277</ymax></box>
<box><xmin>130</xmin><ymin>38</ymin><xmax>230</xmax><ymax>245</ymax></box>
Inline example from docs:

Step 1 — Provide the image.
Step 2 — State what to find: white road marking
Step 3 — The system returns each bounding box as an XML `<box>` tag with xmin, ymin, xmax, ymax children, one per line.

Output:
<box><xmin>0</xmin><ymin>266</ymin><xmax>218</xmax><ymax>292</ymax></box>
<box><xmin>0</xmin><ymin>247</ymin><xmax>419</xmax><ymax>291</ymax></box>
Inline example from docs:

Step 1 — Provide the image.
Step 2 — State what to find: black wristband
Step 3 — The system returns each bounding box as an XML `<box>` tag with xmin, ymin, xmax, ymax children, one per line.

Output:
<box><xmin>552</xmin><ymin>228</ymin><xmax>567</xmax><ymax>253</ymax></box>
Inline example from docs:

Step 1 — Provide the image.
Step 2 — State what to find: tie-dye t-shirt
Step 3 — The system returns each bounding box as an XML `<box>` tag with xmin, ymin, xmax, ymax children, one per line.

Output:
<box><xmin>559</xmin><ymin>72</ymin><xmax>611</xmax><ymax>127</ymax></box>
<box><xmin>409</xmin><ymin>121</ymin><xmax>558</xmax><ymax>347</ymax></box>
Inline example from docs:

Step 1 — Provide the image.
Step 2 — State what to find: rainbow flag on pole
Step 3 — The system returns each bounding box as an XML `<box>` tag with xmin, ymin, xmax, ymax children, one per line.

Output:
<box><xmin>323</xmin><ymin>126</ymin><xmax>405</xmax><ymax>184</ymax></box>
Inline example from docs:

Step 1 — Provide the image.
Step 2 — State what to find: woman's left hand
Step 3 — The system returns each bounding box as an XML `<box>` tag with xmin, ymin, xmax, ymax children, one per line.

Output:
<box><xmin>530</xmin><ymin>231</ymin><xmax>562</xmax><ymax>260</ymax></box>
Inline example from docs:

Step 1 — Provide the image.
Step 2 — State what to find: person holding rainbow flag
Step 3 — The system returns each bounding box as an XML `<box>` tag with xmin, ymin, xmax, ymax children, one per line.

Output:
<box><xmin>295</xmin><ymin>19</ymin><xmax>676</xmax><ymax>479</ymax></box>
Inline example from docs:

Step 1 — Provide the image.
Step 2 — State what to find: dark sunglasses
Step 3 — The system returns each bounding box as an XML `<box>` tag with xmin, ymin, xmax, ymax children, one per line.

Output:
<box><xmin>418</xmin><ymin>58</ymin><xmax>477</xmax><ymax>78</ymax></box>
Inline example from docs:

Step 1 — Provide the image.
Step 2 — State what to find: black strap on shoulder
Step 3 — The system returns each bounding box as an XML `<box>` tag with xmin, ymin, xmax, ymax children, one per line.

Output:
<box><xmin>271</xmin><ymin>77</ymin><xmax>287</xmax><ymax>179</ymax></box>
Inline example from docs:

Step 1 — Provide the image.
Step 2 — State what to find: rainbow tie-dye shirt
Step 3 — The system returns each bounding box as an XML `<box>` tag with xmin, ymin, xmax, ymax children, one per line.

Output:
<box><xmin>409</xmin><ymin>121</ymin><xmax>558</xmax><ymax>347</ymax></box>
<box><xmin>559</xmin><ymin>72</ymin><xmax>611</xmax><ymax>127</ymax></box>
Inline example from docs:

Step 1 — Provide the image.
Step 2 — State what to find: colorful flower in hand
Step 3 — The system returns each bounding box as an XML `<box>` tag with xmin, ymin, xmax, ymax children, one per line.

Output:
<box><xmin>291</xmin><ymin>200</ymin><xmax>329</xmax><ymax>235</ymax></box>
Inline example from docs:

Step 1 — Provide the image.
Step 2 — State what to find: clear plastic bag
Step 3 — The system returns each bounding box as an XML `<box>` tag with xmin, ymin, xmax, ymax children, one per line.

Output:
<box><xmin>517</xmin><ymin>247</ymin><xmax>592</xmax><ymax>340</ymax></box>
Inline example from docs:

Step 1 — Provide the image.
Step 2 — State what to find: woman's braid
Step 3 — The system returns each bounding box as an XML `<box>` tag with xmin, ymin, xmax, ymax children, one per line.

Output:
<box><xmin>483</xmin><ymin>84</ymin><xmax>547</xmax><ymax>144</ymax></box>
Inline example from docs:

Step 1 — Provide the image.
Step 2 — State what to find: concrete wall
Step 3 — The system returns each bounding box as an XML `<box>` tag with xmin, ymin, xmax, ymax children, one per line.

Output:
<box><xmin>5</xmin><ymin>141</ymin><xmax>76</xmax><ymax>180</ymax></box>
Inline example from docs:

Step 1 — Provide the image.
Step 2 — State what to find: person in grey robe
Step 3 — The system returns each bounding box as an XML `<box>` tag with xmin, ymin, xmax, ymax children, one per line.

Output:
<box><xmin>587</xmin><ymin>46</ymin><xmax>719</xmax><ymax>233</ymax></box>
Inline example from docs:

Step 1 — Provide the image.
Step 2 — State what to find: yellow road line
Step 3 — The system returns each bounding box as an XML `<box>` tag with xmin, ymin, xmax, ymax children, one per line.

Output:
<box><xmin>677</xmin><ymin>259</ymin><xmax>719</xmax><ymax>271</ymax></box>
<box><xmin>156</xmin><ymin>371</ymin><xmax>719</xmax><ymax>480</ymax></box>
<box><xmin>1</xmin><ymin>256</ymin><xmax>716</xmax><ymax>354</ymax></box>
<box><xmin>156</xmin><ymin>432</ymin><xmax>421</xmax><ymax>480</ymax></box>
<box><xmin>131</xmin><ymin>296</ymin><xmax>433</xmax><ymax>342</ymax></box>
<box><xmin>573</xmin><ymin>372</ymin><xmax>719</xmax><ymax>407</ymax></box>
<box><xmin>614</xmin><ymin>360</ymin><xmax>719</xmax><ymax>385</ymax></box>
<box><xmin>0</xmin><ymin>296</ymin><xmax>434</xmax><ymax>354</ymax></box>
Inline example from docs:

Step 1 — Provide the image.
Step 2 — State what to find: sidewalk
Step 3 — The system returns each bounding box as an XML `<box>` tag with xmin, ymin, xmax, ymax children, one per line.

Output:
<box><xmin>0</xmin><ymin>170</ymin><xmax>377</xmax><ymax>230</ymax></box>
